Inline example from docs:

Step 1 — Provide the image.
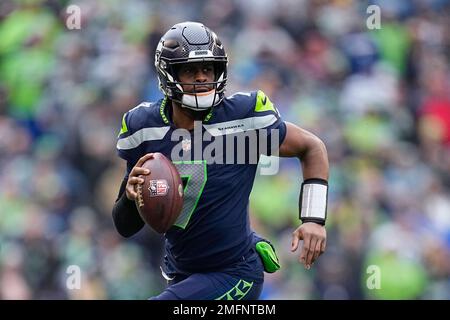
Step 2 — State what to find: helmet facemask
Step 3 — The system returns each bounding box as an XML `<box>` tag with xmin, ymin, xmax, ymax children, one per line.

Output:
<box><xmin>169</xmin><ymin>60</ymin><xmax>227</xmax><ymax>110</ymax></box>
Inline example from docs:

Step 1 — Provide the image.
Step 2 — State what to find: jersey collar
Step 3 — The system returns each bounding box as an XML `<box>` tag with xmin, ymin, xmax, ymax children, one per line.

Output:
<box><xmin>160</xmin><ymin>96</ymin><xmax>215</xmax><ymax>125</ymax></box>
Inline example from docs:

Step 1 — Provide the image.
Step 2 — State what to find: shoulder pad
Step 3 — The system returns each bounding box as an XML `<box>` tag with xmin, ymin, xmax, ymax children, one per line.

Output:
<box><xmin>118</xmin><ymin>100</ymin><xmax>164</xmax><ymax>137</ymax></box>
<box><xmin>254</xmin><ymin>90</ymin><xmax>277</xmax><ymax>113</ymax></box>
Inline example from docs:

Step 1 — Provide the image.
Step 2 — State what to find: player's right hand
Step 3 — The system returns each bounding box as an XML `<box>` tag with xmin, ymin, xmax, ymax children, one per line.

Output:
<box><xmin>126</xmin><ymin>153</ymin><xmax>154</xmax><ymax>201</ymax></box>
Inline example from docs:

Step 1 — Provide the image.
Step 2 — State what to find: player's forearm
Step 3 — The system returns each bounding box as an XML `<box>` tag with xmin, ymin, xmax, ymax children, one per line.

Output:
<box><xmin>299</xmin><ymin>136</ymin><xmax>329</xmax><ymax>181</ymax></box>
<box><xmin>112</xmin><ymin>180</ymin><xmax>145</xmax><ymax>237</ymax></box>
<box><xmin>280</xmin><ymin>123</ymin><xmax>329</xmax><ymax>226</ymax></box>
<box><xmin>279</xmin><ymin>122</ymin><xmax>329</xmax><ymax>180</ymax></box>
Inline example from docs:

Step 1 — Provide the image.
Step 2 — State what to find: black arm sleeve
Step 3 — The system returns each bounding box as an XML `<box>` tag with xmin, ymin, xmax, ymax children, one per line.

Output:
<box><xmin>112</xmin><ymin>178</ymin><xmax>145</xmax><ymax>238</ymax></box>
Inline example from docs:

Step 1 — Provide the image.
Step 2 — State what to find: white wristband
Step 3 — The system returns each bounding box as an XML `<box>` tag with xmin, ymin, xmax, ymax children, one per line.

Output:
<box><xmin>299</xmin><ymin>179</ymin><xmax>328</xmax><ymax>225</ymax></box>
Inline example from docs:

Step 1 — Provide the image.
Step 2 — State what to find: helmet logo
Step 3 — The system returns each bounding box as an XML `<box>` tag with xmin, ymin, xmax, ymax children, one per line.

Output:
<box><xmin>188</xmin><ymin>50</ymin><xmax>213</xmax><ymax>58</ymax></box>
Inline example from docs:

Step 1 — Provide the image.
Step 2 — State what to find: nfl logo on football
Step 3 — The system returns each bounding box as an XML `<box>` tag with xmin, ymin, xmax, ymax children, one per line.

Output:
<box><xmin>149</xmin><ymin>180</ymin><xmax>169</xmax><ymax>197</ymax></box>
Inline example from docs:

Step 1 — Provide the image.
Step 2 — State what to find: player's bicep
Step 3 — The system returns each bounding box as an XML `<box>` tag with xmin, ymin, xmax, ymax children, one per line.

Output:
<box><xmin>279</xmin><ymin>122</ymin><xmax>320</xmax><ymax>158</ymax></box>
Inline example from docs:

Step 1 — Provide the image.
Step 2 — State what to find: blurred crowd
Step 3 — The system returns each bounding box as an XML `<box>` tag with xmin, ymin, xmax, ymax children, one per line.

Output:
<box><xmin>0</xmin><ymin>0</ymin><xmax>449</xmax><ymax>299</ymax></box>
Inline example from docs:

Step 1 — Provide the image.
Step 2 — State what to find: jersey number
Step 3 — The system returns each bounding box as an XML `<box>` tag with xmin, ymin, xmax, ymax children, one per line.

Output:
<box><xmin>172</xmin><ymin>161</ymin><xmax>207</xmax><ymax>229</ymax></box>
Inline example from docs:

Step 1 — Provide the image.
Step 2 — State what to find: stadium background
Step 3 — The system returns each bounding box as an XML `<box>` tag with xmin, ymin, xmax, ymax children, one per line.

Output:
<box><xmin>0</xmin><ymin>0</ymin><xmax>449</xmax><ymax>299</ymax></box>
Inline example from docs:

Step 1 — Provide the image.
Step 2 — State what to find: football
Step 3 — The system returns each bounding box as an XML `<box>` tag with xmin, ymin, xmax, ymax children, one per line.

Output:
<box><xmin>135</xmin><ymin>153</ymin><xmax>184</xmax><ymax>234</ymax></box>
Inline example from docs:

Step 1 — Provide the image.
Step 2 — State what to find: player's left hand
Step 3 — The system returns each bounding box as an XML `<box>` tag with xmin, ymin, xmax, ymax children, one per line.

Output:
<box><xmin>291</xmin><ymin>222</ymin><xmax>326</xmax><ymax>269</ymax></box>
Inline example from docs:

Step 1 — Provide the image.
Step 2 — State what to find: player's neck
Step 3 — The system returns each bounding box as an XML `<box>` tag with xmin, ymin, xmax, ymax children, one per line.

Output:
<box><xmin>171</xmin><ymin>102</ymin><xmax>208</xmax><ymax>131</ymax></box>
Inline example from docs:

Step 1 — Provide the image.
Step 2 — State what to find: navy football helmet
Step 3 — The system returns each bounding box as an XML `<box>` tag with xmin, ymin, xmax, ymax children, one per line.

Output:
<box><xmin>154</xmin><ymin>22</ymin><xmax>228</xmax><ymax>111</ymax></box>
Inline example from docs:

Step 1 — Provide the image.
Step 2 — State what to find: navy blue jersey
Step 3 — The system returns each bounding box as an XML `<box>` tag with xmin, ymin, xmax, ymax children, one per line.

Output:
<box><xmin>116</xmin><ymin>90</ymin><xmax>287</xmax><ymax>273</ymax></box>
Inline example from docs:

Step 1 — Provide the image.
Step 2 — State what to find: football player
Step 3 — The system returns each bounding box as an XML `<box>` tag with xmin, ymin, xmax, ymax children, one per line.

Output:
<box><xmin>112</xmin><ymin>22</ymin><xmax>329</xmax><ymax>300</ymax></box>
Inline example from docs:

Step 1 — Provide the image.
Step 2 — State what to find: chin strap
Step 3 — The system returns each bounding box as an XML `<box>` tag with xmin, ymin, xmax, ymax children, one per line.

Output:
<box><xmin>181</xmin><ymin>89</ymin><xmax>217</xmax><ymax>110</ymax></box>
